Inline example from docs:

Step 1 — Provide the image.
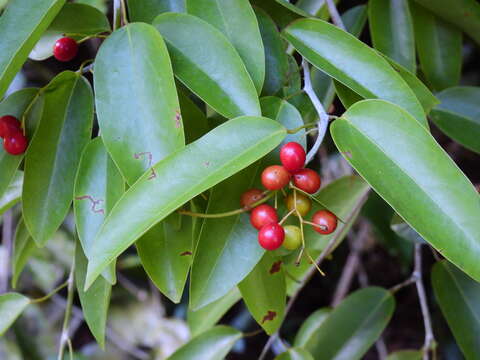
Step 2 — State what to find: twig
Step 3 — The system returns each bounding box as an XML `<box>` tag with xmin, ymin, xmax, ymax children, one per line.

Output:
<box><xmin>414</xmin><ymin>244</ymin><xmax>435</xmax><ymax>360</ymax></box>
<box><xmin>302</xmin><ymin>59</ymin><xmax>329</xmax><ymax>165</ymax></box>
<box><xmin>57</xmin><ymin>250</ymin><xmax>76</xmax><ymax>360</ymax></box>
<box><xmin>325</xmin><ymin>0</ymin><xmax>346</xmax><ymax>30</ymax></box>
<box><xmin>117</xmin><ymin>273</ymin><xmax>148</xmax><ymax>302</ymax></box>
<box><xmin>0</xmin><ymin>210</ymin><xmax>13</xmax><ymax>294</ymax></box>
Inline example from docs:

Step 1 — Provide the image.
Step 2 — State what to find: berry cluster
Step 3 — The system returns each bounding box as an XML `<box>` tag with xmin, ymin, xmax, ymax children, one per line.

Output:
<box><xmin>53</xmin><ymin>37</ymin><xmax>78</xmax><ymax>62</ymax></box>
<box><xmin>0</xmin><ymin>115</ymin><xmax>28</xmax><ymax>155</ymax></box>
<box><xmin>242</xmin><ymin>142</ymin><xmax>338</xmax><ymax>251</ymax></box>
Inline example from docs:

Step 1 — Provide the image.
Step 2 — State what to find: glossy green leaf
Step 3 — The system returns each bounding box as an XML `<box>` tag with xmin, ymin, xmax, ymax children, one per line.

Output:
<box><xmin>412</xmin><ymin>0</ymin><xmax>480</xmax><ymax>45</ymax></box>
<box><xmin>74</xmin><ymin>138</ymin><xmax>124</xmax><ymax>283</ymax></box>
<box><xmin>381</xmin><ymin>55</ymin><xmax>439</xmax><ymax>114</ymax></box>
<box><xmin>137</xmin><ymin>214</ymin><xmax>193</xmax><ymax>303</ymax></box>
<box><xmin>334</xmin><ymin>80</ymin><xmax>363</xmax><ymax>109</ymax></box>
<box><xmin>85</xmin><ymin>116</ymin><xmax>285</xmax><ymax>288</ymax></box>
<box><xmin>430</xmin><ymin>87</ymin><xmax>480</xmax><ymax>154</ymax></box>
<box><xmin>255</xmin><ymin>7</ymin><xmax>289</xmax><ymax>96</ymax></box>
<box><xmin>369</xmin><ymin>0</ymin><xmax>416</xmax><ymax>72</ymax></box>
<box><xmin>303</xmin><ymin>287</ymin><xmax>395</xmax><ymax>360</ymax></box>
<box><xmin>0</xmin><ymin>293</ymin><xmax>29</xmax><ymax>336</ymax></box>
<box><xmin>275</xmin><ymin>348</ymin><xmax>314</xmax><ymax>360</ymax></box>
<box><xmin>239</xmin><ymin>252</ymin><xmax>286</xmax><ymax>334</ymax></box>
<box><xmin>188</xmin><ymin>287</ymin><xmax>241</xmax><ymax>337</ymax></box>
<box><xmin>332</xmin><ymin>100</ymin><xmax>480</xmax><ymax>282</ymax></box>
<box><xmin>94</xmin><ymin>23</ymin><xmax>184</xmax><ymax>185</ymax></box>
<box><xmin>11</xmin><ymin>218</ymin><xmax>37</xmax><ymax>288</ymax></box>
<box><xmin>432</xmin><ymin>260</ymin><xmax>480</xmax><ymax>358</ymax></box>
<box><xmin>0</xmin><ymin>172</ymin><xmax>22</xmax><ymax>217</ymax></box>
<box><xmin>285</xmin><ymin>176</ymin><xmax>370</xmax><ymax>295</ymax></box>
<box><xmin>189</xmin><ymin>167</ymin><xmax>265</xmax><ymax>310</ymax></box>
<box><xmin>294</xmin><ymin>308</ymin><xmax>331</xmax><ymax>348</ymax></box>
<box><xmin>179</xmin><ymin>90</ymin><xmax>209</xmax><ymax>144</ymax></box>
<box><xmin>75</xmin><ymin>240</ymin><xmax>111</xmax><ymax>348</ymax></box>
<box><xmin>167</xmin><ymin>325</ymin><xmax>241</xmax><ymax>360</ymax></box>
<box><xmin>29</xmin><ymin>3</ymin><xmax>110</xmax><ymax>60</ymax></box>
<box><xmin>0</xmin><ymin>88</ymin><xmax>38</xmax><ymax>199</ymax></box>
<box><xmin>187</xmin><ymin>0</ymin><xmax>265</xmax><ymax>94</ymax></box>
<box><xmin>128</xmin><ymin>0</ymin><xmax>185</xmax><ymax>23</ymax></box>
<box><xmin>283</xmin><ymin>19</ymin><xmax>426</xmax><ymax>126</ymax></box>
<box><xmin>154</xmin><ymin>13</ymin><xmax>260</xmax><ymax>119</ymax></box>
<box><xmin>23</xmin><ymin>71</ymin><xmax>93</xmax><ymax>247</ymax></box>
<box><xmin>189</xmin><ymin>98</ymin><xmax>302</xmax><ymax>310</ymax></box>
<box><xmin>386</xmin><ymin>350</ymin><xmax>422</xmax><ymax>360</ymax></box>
<box><xmin>296</xmin><ymin>0</ymin><xmax>331</xmax><ymax>18</ymax></box>
<box><xmin>0</xmin><ymin>0</ymin><xmax>64</xmax><ymax>98</ymax></box>
<box><xmin>410</xmin><ymin>3</ymin><xmax>462</xmax><ymax>91</ymax></box>
<box><xmin>250</xmin><ymin>0</ymin><xmax>309</xmax><ymax>28</ymax></box>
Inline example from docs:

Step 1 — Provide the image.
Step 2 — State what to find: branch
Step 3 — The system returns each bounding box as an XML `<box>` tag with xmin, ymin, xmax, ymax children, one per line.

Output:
<box><xmin>302</xmin><ymin>59</ymin><xmax>329</xmax><ymax>165</ymax></box>
<box><xmin>57</xmin><ymin>251</ymin><xmax>76</xmax><ymax>360</ymax></box>
<box><xmin>0</xmin><ymin>210</ymin><xmax>13</xmax><ymax>294</ymax></box>
<box><xmin>325</xmin><ymin>0</ymin><xmax>346</xmax><ymax>30</ymax></box>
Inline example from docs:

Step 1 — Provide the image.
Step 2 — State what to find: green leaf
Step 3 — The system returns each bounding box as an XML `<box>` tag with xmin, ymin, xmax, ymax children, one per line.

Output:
<box><xmin>188</xmin><ymin>287</ymin><xmax>241</xmax><ymax>337</ymax></box>
<box><xmin>23</xmin><ymin>71</ymin><xmax>93</xmax><ymax>247</ymax></box>
<box><xmin>333</xmin><ymin>80</ymin><xmax>363</xmax><ymax>109</ymax></box>
<box><xmin>331</xmin><ymin>99</ymin><xmax>480</xmax><ymax>282</ymax></box>
<box><xmin>432</xmin><ymin>260</ymin><xmax>480</xmax><ymax>359</ymax></box>
<box><xmin>381</xmin><ymin>55</ymin><xmax>439</xmax><ymax>114</ymax></box>
<box><xmin>285</xmin><ymin>176</ymin><xmax>370</xmax><ymax>295</ymax></box>
<box><xmin>154</xmin><ymin>13</ymin><xmax>260</xmax><ymax>119</ymax></box>
<box><xmin>368</xmin><ymin>0</ymin><xmax>416</xmax><ymax>72</ymax></box>
<box><xmin>166</xmin><ymin>325</ymin><xmax>241</xmax><ymax>360</ymax></box>
<box><xmin>136</xmin><ymin>214</ymin><xmax>193</xmax><ymax>303</ymax></box>
<box><xmin>386</xmin><ymin>350</ymin><xmax>422</xmax><ymax>360</ymax></box>
<box><xmin>255</xmin><ymin>7</ymin><xmax>289</xmax><ymax>96</ymax></box>
<box><xmin>94</xmin><ymin>23</ymin><xmax>184</xmax><ymax>185</ymax></box>
<box><xmin>128</xmin><ymin>0</ymin><xmax>185</xmax><ymax>23</ymax></box>
<box><xmin>294</xmin><ymin>308</ymin><xmax>331</xmax><ymax>348</ymax></box>
<box><xmin>85</xmin><ymin>116</ymin><xmax>285</xmax><ymax>289</ymax></box>
<box><xmin>11</xmin><ymin>217</ymin><xmax>37</xmax><ymax>288</ymax></box>
<box><xmin>410</xmin><ymin>3</ymin><xmax>462</xmax><ymax>91</ymax></box>
<box><xmin>275</xmin><ymin>348</ymin><xmax>314</xmax><ymax>360</ymax></box>
<box><xmin>282</xmin><ymin>19</ymin><xmax>426</xmax><ymax>126</ymax></box>
<box><xmin>239</xmin><ymin>252</ymin><xmax>286</xmax><ymax>334</ymax></box>
<box><xmin>412</xmin><ymin>0</ymin><xmax>480</xmax><ymax>46</ymax></box>
<box><xmin>29</xmin><ymin>2</ymin><xmax>110</xmax><ymax>60</ymax></box>
<box><xmin>303</xmin><ymin>287</ymin><xmax>395</xmax><ymax>360</ymax></box>
<box><xmin>250</xmin><ymin>0</ymin><xmax>309</xmax><ymax>28</ymax></box>
<box><xmin>75</xmin><ymin>240</ymin><xmax>111</xmax><ymax>349</ymax></box>
<box><xmin>74</xmin><ymin>138</ymin><xmax>124</xmax><ymax>283</ymax></box>
<box><xmin>0</xmin><ymin>0</ymin><xmax>64</xmax><ymax>98</ymax></box>
<box><xmin>0</xmin><ymin>293</ymin><xmax>30</xmax><ymax>336</ymax></box>
<box><xmin>0</xmin><ymin>88</ymin><xmax>38</xmax><ymax>199</ymax></box>
<box><xmin>430</xmin><ymin>86</ymin><xmax>480</xmax><ymax>154</ymax></box>
<box><xmin>179</xmin><ymin>90</ymin><xmax>209</xmax><ymax>144</ymax></box>
<box><xmin>189</xmin><ymin>167</ymin><xmax>265</xmax><ymax>310</ymax></box>
<box><xmin>187</xmin><ymin>0</ymin><xmax>265</xmax><ymax>94</ymax></box>
<box><xmin>189</xmin><ymin>97</ymin><xmax>302</xmax><ymax>310</ymax></box>
<box><xmin>0</xmin><ymin>171</ymin><xmax>22</xmax><ymax>217</ymax></box>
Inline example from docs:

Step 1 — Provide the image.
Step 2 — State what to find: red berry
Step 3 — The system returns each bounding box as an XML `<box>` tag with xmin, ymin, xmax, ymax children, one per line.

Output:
<box><xmin>258</xmin><ymin>223</ymin><xmax>285</xmax><ymax>250</ymax></box>
<box><xmin>250</xmin><ymin>204</ymin><xmax>278</xmax><ymax>230</ymax></box>
<box><xmin>240</xmin><ymin>188</ymin><xmax>264</xmax><ymax>210</ymax></box>
<box><xmin>3</xmin><ymin>131</ymin><xmax>28</xmax><ymax>155</ymax></box>
<box><xmin>311</xmin><ymin>210</ymin><xmax>337</xmax><ymax>235</ymax></box>
<box><xmin>261</xmin><ymin>165</ymin><xmax>291</xmax><ymax>190</ymax></box>
<box><xmin>0</xmin><ymin>115</ymin><xmax>21</xmax><ymax>138</ymax></box>
<box><xmin>53</xmin><ymin>37</ymin><xmax>78</xmax><ymax>62</ymax></box>
<box><xmin>293</xmin><ymin>169</ymin><xmax>321</xmax><ymax>194</ymax></box>
<box><xmin>280</xmin><ymin>142</ymin><xmax>306</xmax><ymax>173</ymax></box>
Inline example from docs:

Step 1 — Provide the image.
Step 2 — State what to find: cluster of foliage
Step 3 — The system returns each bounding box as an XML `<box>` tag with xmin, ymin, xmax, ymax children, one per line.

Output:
<box><xmin>0</xmin><ymin>0</ymin><xmax>480</xmax><ymax>359</ymax></box>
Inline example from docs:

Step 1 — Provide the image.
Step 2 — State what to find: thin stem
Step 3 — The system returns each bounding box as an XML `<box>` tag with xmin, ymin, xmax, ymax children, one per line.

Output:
<box><xmin>179</xmin><ymin>191</ymin><xmax>274</xmax><ymax>218</ymax></box>
<box><xmin>287</xmin><ymin>122</ymin><xmax>318</xmax><ymax>134</ymax></box>
<box><xmin>414</xmin><ymin>244</ymin><xmax>436</xmax><ymax>360</ymax></box>
<box><xmin>284</xmin><ymin>89</ymin><xmax>304</xmax><ymax>101</ymax></box>
<box><xmin>77</xmin><ymin>59</ymin><xmax>94</xmax><ymax>74</ymax></box>
<box><xmin>302</xmin><ymin>59</ymin><xmax>329</xmax><ymax>165</ymax></box>
<box><xmin>57</xmin><ymin>248</ymin><xmax>76</xmax><ymax>360</ymax></box>
<box><xmin>120</xmin><ymin>0</ymin><xmax>128</xmax><ymax>26</ymax></box>
<box><xmin>302</xmin><ymin>220</ymin><xmax>327</xmax><ymax>232</ymax></box>
<box><xmin>0</xmin><ymin>210</ymin><xmax>13</xmax><ymax>294</ymax></box>
<box><xmin>325</xmin><ymin>0</ymin><xmax>346</xmax><ymax>30</ymax></box>
<box><xmin>279</xmin><ymin>208</ymin><xmax>295</xmax><ymax>225</ymax></box>
<box><xmin>30</xmin><ymin>280</ymin><xmax>69</xmax><ymax>304</ymax></box>
<box><xmin>113</xmin><ymin>0</ymin><xmax>121</xmax><ymax>30</ymax></box>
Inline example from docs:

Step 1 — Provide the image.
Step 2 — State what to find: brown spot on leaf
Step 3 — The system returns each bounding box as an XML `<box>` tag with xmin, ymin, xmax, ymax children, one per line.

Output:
<box><xmin>261</xmin><ymin>310</ymin><xmax>277</xmax><ymax>324</ymax></box>
<box><xmin>342</xmin><ymin>151</ymin><xmax>352</xmax><ymax>158</ymax></box>
<box><xmin>75</xmin><ymin>195</ymin><xmax>105</xmax><ymax>214</ymax></box>
<box><xmin>134</xmin><ymin>151</ymin><xmax>157</xmax><ymax>180</ymax></box>
<box><xmin>175</xmin><ymin>110</ymin><xmax>182</xmax><ymax>128</ymax></box>
<box><xmin>269</xmin><ymin>261</ymin><xmax>282</xmax><ymax>274</ymax></box>
<box><xmin>204</xmin><ymin>161</ymin><xmax>210</xmax><ymax>167</ymax></box>
<box><xmin>180</xmin><ymin>251</ymin><xmax>192</xmax><ymax>256</ymax></box>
